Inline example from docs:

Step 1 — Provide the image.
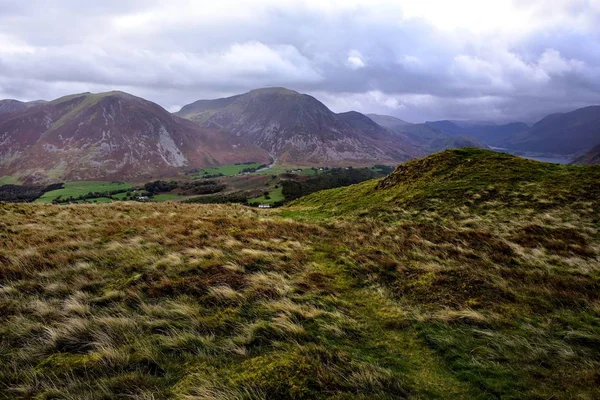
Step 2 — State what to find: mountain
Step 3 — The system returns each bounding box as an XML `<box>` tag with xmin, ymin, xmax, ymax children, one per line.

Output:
<box><xmin>176</xmin><ymin>94</ymin><xmax>242</xmax><ymax>124</ymax></box>
<box><xmin>0</xmin><ymin>91</ymin><xmax>269</xmax><ymax>182</ymax></box>
<box><xmin>0</xmin><ymin>99</ymin><xmax>46</xmax><ymax>114</ymax></box>
<box><xmin>176</xmin><ymin>87</ymin><xmax>420</xmax><ymax>166</ymax></box>
<box><xmin>367</xmin><ymin>113</ymin><xmax>487</xmax><ymax>152</ymax></box>
<box><xmin>506</xmin><ymin>106</ymin><xmax>600</xmax><ymax>154</ymax></box>
<box><xmin>571</xmin><ymin>142</ymin><xmax>600</xmax><ymax>165</ymax></box>
<box><xmin>425</xmin><ymin>120</ymin><xmax>530</xmax><ymax>146</ymax></box>
<box><xmin>335</xmin><ymin>111</ymin><xmax>394</xmax><ymax>140</ymax></box>
<box><xmin>366</xmin><ymin>113</ymin><xmax>412</xmax><ymax>129</ymax></box>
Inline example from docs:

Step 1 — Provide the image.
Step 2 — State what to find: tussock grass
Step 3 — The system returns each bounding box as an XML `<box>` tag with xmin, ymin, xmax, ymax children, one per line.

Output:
<box><xmin>2</xmin><ymin>150</ymin><xmax>600</xmax><ymax>398</ymax></box>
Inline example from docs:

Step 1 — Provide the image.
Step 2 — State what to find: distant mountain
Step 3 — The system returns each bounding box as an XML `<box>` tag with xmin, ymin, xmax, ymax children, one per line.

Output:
<box><xmin>425</xmin><ymin>120</ymin><xmax>530</xmax><ymax>146</ymax></box>
<box><xmin>571</xmin><ymin>142</ymin><xmax>600</xmax><ymax>165</ymax></box>
<box><xmin>336</xmin><ymin>111</ymin><xmax>393</xmax><ymax>140</ymax></box>
<box><xmin>506</xmin><ymin>106</ymin><xmax>600</xmax><ymax>154</ymax></box>
<box><xmin>176</xmin><ymin>88</ymin><xmax>420</xmax><ymax>166</ymax></box>
<box><xmin>366</xmin><ymin>114</ymin><xmax>412</xmax><ymax>129</ymax></box>
<box><xmin>367</xmin><ymin>114</ymin><xmax>487</xmax><ymax>152</ymax></box>
<box><xmin>0</xmin><ymin>99</ymin><xmax>46</xmax><ymax>114</ymax></box>
<box><xmin>0</xmin><ymin>91</ymin><xmax>269</xmax><ymax>182</ymax></box>
<box><xmin>176</xmin><ymin>94</ymin><xmax>242</xmax><ymax>124</ymax></box>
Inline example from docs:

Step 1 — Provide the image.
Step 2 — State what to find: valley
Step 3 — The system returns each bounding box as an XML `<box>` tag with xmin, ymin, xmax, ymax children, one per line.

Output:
<box><xmin>1</xmin><ymin>161</ymin><xmax>391</xmax><ymax>207</ymax></box>
<box><xmin>2</xmin><ymin>2</ymin><xmax>599</xmax><ymax>399</ymax></box>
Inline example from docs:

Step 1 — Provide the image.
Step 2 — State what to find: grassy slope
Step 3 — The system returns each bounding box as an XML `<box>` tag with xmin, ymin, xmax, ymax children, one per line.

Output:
<box><xmin>288</xmin><ymin>149</ymin><xmax>600</xmax><ymax>398</ymax></box>
<box><xmin>289</xmin><ymin>148</ymin><xmax>600</xmax><ymax>220</ymax></box>
<box><xmin>35</xmin><ymin>181</ymin><xmax>132</xmax><ymax>203</ymax></box>
<box><xmin>1</xmin><ymin>149</ymin><xmax>599</xmax><ymax>399</ymax></box>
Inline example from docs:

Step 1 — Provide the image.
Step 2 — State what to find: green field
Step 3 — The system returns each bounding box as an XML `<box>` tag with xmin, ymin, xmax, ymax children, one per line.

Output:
<box><xmin>248</xmin><ymin>186</ymin><xmax>285</xmax><ymax>205</ymax></box>
<box><xmin>254</xmin><ymin>166</ymin><xmax>323</xmax><ymax>176</ymax></box>
<box><xmin>35</xmin><ymin>181</ymin><xmax>132</xmax><ymax>203</ymax></box>
<box><xmin>0</xmin><ymin>176</ymin><xmax>20</xmax><ymax>185</ymax></box>
<box><xmin>192</xmin><ymin>162</ymin><xmax>263</xmax><ymax>178</ymax></box>
<box><xmin>150</xmin><ymin>193</ymin><xmax>181</xmax><ymax>202</ymax></box>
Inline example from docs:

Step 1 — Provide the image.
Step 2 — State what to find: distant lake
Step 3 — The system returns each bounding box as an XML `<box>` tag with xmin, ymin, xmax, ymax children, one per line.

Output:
<box><xmin>489</xmin><ymin>147</ymin><xmax>572</xmax><ymax>164</ymax></box>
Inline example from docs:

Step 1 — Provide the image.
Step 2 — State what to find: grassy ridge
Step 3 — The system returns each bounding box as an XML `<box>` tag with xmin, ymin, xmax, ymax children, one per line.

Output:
<box><xmin>289</xmin><ymin>148</ymin><xmax>600</xmax><ymax>220</ymax></box>
<box><xmin>1</xmin><ymin>149</ymin><xmax>599</xmax><ymax>398</ymax></box>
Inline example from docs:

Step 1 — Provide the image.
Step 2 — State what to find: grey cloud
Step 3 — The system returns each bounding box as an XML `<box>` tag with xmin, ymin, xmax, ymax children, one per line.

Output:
<box><xmin>0</xmin><ymin>0</ymin><xmax>598</xmax><ymax>122</ymax></box>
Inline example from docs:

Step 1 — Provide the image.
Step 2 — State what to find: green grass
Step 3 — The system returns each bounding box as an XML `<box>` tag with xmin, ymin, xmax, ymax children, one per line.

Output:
<box><xmin>0</xmin><ymin>176</ymin><xmax>20</xmax><ymax>185</ymax></box>
<box><xmin>192</xmin><ymin>162</ymin><xmax>263</xmax><ymax>178</ymax></box>
<box><xmin>2</xmin><ymin>149</ymin><xmax>600</xmax><ymax>399</ymax></box>
<box><xmin>254</xmin><ymin>166</ymin><xmax>326</xmax><ymax>176</ymax></box>
<box><xmin>289</xmin><ymin>148</ymin><xmax>600</xmax><ymax>221</ymax></box>
<box><xmin>248</xmin><ymin>186</ymin><xmax>285</xmax><ymax>204</ymax></box>
<box><xmin>35</xmin><ymin>181</ymin><xmax>132</xmax><ymax>203</ymax></box>
<box><xmin>149</xmin><ymin>193</ymin><xmax>181</xmax><ymax>202</ymax></box>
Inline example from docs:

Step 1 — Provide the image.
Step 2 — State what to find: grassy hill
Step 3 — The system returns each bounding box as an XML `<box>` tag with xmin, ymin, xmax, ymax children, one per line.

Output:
<box><xmin>289</xmin><ymin>148</ymin><xmax>600</xmax><ymax>220</ymax></box>
<box><xmin>1</xmin><ymin>149</ymin><xmax>599</xmax><ymax>399</ymax></box>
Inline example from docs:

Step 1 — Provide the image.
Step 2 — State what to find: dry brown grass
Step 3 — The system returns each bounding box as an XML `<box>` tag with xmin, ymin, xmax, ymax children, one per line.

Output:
<box><xmin>1</xmin><ymin>194</ymin><xmax>599</xmax><ymax>399</ymax></box>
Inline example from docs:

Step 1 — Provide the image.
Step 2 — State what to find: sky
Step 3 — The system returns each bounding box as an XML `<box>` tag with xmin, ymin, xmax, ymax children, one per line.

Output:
<box><xmin>0</xmin><ymin>0</ymin><xmax>599</xmax><ymax>122</ymax></box>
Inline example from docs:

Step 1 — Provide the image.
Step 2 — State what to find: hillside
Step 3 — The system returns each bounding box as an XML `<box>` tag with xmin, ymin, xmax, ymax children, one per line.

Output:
<box><xmin>291</xmin><ymin>148</ymin><xmax>600</xmax><ymax>217</ymax></box>
<box><xmin>176</xmin><ymin>88</ymin><xmax>419</xmax><ymax>166</ymax></box>
<box><xmin>2</xmin><ymin>149</ymin><xmax>599</xmax><ymax>399</ymax></box>
<box><xmin>425</xmin><ymin>120</ymin><xmax>530</xmax><ymax>146</ymax></box>
<box><xmin>0</xmin><ymin>91</ymin><xmax>269</xmax><ymax>182</ymax></box>
<box><xmin>367</xmin><ymin>114</ymin><xmax>487</xmax><ymax>152</ymax></box>
<box><xmin>572</xmin><ymin>142</ymin><xmax>600</xmax><ymax>165</ymax></box>
<box><xmin>506</xmin><ymin>106</ymin><xmax>600</xmax><ymax>154</ymax></box>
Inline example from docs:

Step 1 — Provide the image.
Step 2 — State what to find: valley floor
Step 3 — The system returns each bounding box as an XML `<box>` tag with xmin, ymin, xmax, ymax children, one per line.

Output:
<box><xmin>1</xmin><ymin>197</ymin><xmax>599</xmax><ymax>399</ymax></box>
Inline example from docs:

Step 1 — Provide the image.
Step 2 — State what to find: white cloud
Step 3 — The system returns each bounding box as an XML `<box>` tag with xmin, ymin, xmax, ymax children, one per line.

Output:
<box><xmin>346</xmin><ymin>50</ymin><xmax>365</xmax><ymax>70</ymax></box>
<box><xmin>537</xmin><ymin>48</ymin><xmax>585</xmax><ymax>75</ymax></box>
<box><xmin>0</xmin><ymin>0</ymin><xmax>598</xmax><ymax>121</ymax></box>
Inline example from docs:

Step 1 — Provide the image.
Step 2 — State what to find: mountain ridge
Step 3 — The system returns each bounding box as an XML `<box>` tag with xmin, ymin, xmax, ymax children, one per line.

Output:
<box><xmin>0</xmin><ymin>91</ymin><xmax>269</xmax><ymax>182</ymax></box>
<box><xmin>505</xmin><ymin>105</ymin><xmax>600</xmax><ymax>154</ymax></box>
<box><xmin>177</xmin><ymin>87</ymin><xmax>421</xmax><ymax>166</ymax></box>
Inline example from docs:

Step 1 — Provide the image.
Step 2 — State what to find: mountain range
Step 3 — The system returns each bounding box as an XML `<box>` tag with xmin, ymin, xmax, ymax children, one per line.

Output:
<box><xmin>176</xmin><ymin>87</ymin><xmax>421</xmax><ymax>166</ymax></box>
<box><xmin>0</xmin><ymin>99</ymin><xmax>47</xmax><ymax>114</ymax></box>
<box><xmin>367</xmin><ymin>114</ymin><xmax>488</xmax><ymax>152</ymax></box>
<box><xmin>0</xmin><ymin>92</ymin><xmax>269</xmax><ymax>182</ymax></box>
<box><xmin>424</xmin><ymin>106</ymin><xmax>600</xmax><ymax>156</ymax></box>
<box><xmin>424</xmin><ymin>120</ymin><xmax>530</xmax><ymax>147</ymax></box>
<box><xmin>1</xmin><ymin>87</ymin><xmax>599</xmax><ymax>182</ymax></box>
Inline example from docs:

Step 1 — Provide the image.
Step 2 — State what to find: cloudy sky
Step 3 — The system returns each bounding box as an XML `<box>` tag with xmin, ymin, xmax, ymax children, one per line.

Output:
<box><xmin>0</xmin><ymin>0</ymin><xmax>599</xmax><ymax>122</ymax></box>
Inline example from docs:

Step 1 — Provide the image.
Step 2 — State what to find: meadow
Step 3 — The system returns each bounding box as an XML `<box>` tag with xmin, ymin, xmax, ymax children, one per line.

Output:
<box><xmin>1</xmin><ymin>149</ymin><xmax>599</xmax><ymax>399</ymax></box>
<box><xmin>35</xmin><ymin>181</ymin><xmax>132</xmax><ymax>203</ymax></box>
<box><xmin>248</xmin><ymin>186</ymin><xmax>285</xmax><ymax>205</ymax></box>
<box><xmin>191</xmin><ymin>163</ymin><xmax>264</xmax><ymax>178</ymax></box>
